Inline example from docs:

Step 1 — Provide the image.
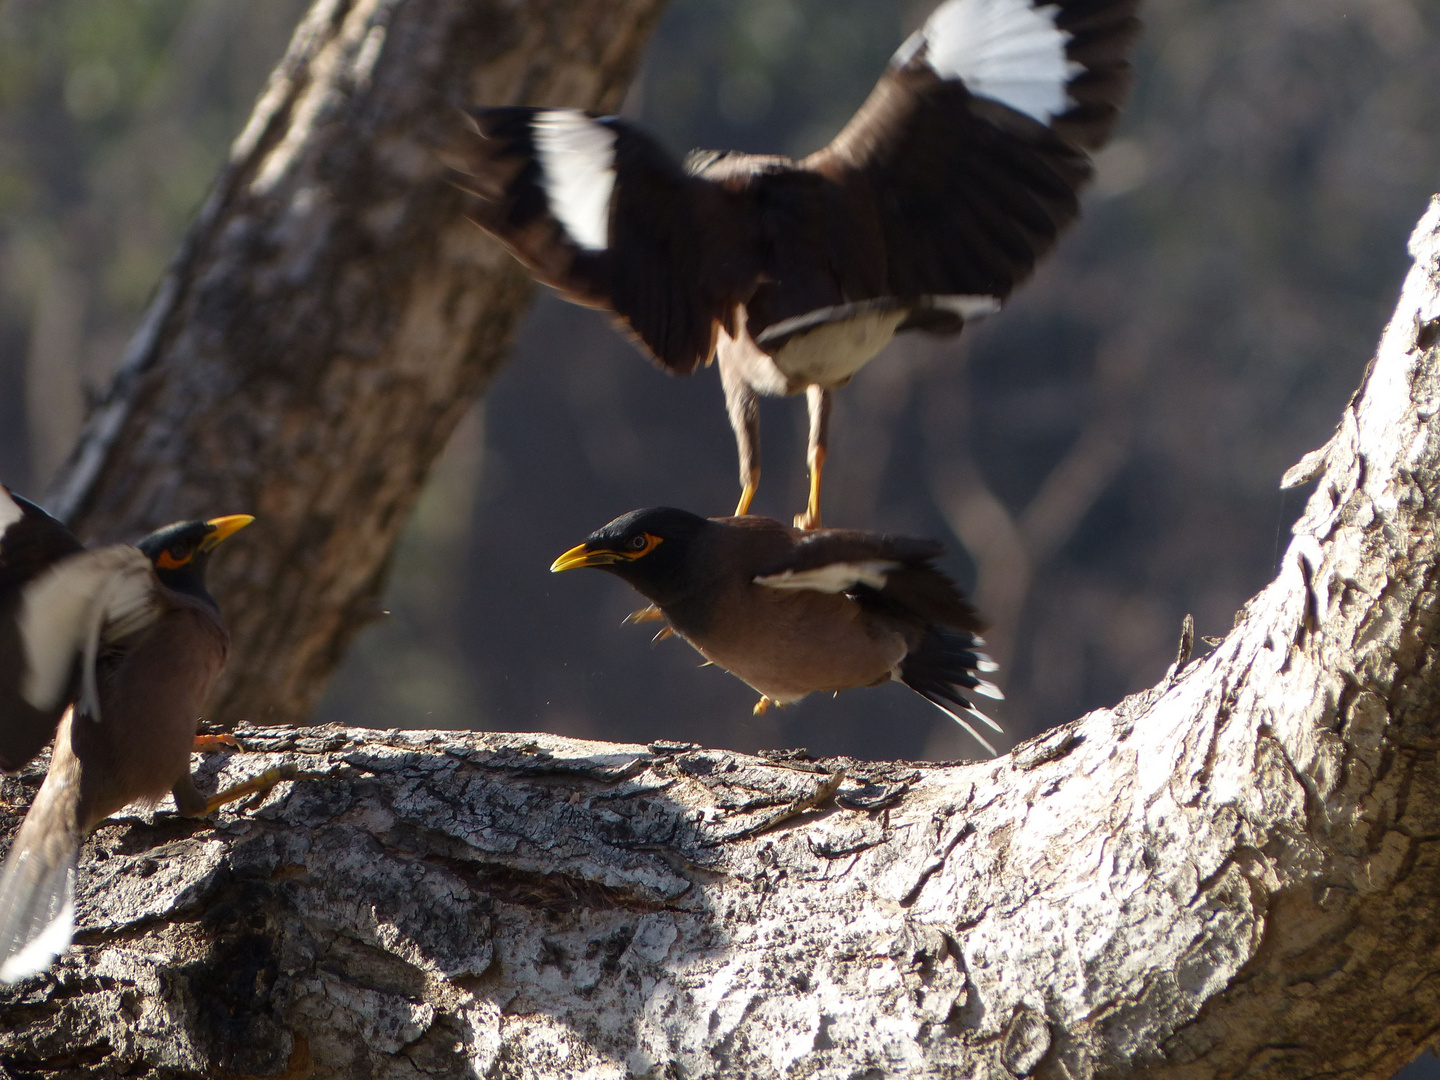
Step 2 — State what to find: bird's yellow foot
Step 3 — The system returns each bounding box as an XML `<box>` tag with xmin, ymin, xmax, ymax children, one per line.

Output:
<box><xmin>734</xmin><ymin>478</ymin><xmax>759</xmax><ymax>517</ymax></box>
<box><xmin>204</xmin><ymin>764</ymin><xmax>301</xmax><ymax>815</ymax></box>
<box><xmin>621</xmin><ymin>604</ymin><xmax>675</xmax><ymax>643</ymax></box>
<box><xmin>794</xmin><ymin>447</ymin><xmax>825</xmax><ymax>529</ymax></box>
<box><xmin>753</xmin><ymin>696</ymin><xmax>789</xmax><ymax>716</ymax></box>
<box><xmin>193</xmin><ymin>733</ymin><xmax>243</xmax><ymax>753</ymax></box>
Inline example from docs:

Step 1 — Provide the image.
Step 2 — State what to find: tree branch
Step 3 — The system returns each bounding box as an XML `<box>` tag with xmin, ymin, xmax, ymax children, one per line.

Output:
<box><xmin>41</xmin><ymin>0</ymin><xmax>668</xmax><ymax>726</ymax></box>
<box><xmin>2</xmin><ymin>194</ymin><xmax>1439</xmax><ymax>1079</ymax></box>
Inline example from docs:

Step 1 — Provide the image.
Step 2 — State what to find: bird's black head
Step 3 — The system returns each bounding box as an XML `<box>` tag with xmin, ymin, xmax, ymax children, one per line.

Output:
<box><xmin>135</xmin><ymin>514</ymin><xmax>253</xmax><ymax>602</ymax></box>
<box><xmin>551</xmin><ymin>507</ymin><xmax>711</xmax><ymax>607</ymax></box>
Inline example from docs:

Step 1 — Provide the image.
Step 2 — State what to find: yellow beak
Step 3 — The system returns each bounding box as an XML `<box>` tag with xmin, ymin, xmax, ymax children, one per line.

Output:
<box><xmin>550</xmin><ymin>542</ymin><xmax>619</xmax><ymax>572</ymax></box>
<box><xmin>202</xmin><ymin>514</ymin><xmax>255</xmax><ymax>551</ymax></box>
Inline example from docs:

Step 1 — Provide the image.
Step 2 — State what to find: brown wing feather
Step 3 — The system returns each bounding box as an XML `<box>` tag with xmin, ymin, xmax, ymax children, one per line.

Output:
<box><xmin>754</xmin><ymin>528</ymin><xmax>982</xmax><ymax>633</ymax></box>
<box><xmin>1</xmin><ymin>490</ymin><xmax>88</xmax><ymax>772</ymax></box>
<box><xmin>789</xmin><ymin>0</ymin><xmax>1140</xmax><ymax>324</ymax></box>
<box><xmin>449</xmin><ymin>108</ymin><xmax>763</xmax><ymax>374</ymax></box>
<box><xmin>79</xmin><ymin>598</ymin><xmax>228</xmax><ymax>822</ymax></box>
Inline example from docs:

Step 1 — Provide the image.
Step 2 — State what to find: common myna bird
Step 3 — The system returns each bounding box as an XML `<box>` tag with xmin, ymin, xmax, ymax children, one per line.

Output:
<box><xmin>451</xmin><ymin>0</ymin><xmax>1140</xmax><ymax>527</ymax></box>
<box><xmin>551</xmin><ymin>508</ymin><xmax>1003</xmax><ymax>751</ymax></box>
<box><xmin>0</xmin><ymin>485</ymin><xmax>287</xmax><ymax>982</ymax></box>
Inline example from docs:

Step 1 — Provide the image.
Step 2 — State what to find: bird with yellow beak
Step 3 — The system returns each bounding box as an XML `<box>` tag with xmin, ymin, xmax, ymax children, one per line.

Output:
<box><xmin>0</xmin><ymin>486</ymin><xmax>292</xmax><ymax>982</ymax></box>
<box><xmin>553</xmin><ymin>507</ymin><xmax>1003</xmax><ymax>750</ymax></box>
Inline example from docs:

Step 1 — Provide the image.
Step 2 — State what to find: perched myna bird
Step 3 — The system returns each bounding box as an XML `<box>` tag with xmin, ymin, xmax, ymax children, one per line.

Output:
<box><xmin>0</xmin><ymin>485</ymin><xmax>285</xmax><ymax>982</ymax></box>
<box><xmin>451</xmin><ymin>0</ymin><xmax>1140</xmax><ymax>527</ymax></box>
<box><xmin>552</xmin><ymin>508</ymin><xmax>1003</xmax><ymax>751</ymax></box>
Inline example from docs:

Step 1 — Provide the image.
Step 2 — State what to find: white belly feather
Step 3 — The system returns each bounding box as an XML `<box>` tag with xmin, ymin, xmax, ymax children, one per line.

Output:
<box><xmin>768</xmin><ymin>309</ymin><xmax>906</xmax><ymax>389</ymax></box>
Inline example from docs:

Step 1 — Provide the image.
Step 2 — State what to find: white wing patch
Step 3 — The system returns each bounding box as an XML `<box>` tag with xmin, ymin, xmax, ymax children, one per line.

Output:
<box><xmin>0</xmin><ymin>487</ymin><xmax>22</xmax><ymax>532</ymax></box>
<box><xmin>896</xmin><ymin>0</ymin><xmax>1083</xmax><ymax>124</ymax></box>
<box><xmin>754</xmin><ymin>560</ymin><xmax>901</xmax><ymax>594</ymax></box>
<box><xmin>14</xmin><ymin>546</ymin><xmax>159</xmax><ymax>718</ymax></box>
<box><xmin>533</xmin><ymin>110</ymin><xmax>617</xmax><ymax>251</ymax></box>
<box><xmin>929</xmin><ymin>294</ymin><xmax>1003</xmax><ymax>319</ymax></box>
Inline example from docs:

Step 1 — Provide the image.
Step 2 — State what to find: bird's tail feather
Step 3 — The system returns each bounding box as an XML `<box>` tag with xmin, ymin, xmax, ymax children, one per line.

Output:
<box><xmin>900</xmin><ymin>626</ymin><xmax>1005</xmax><ymax>755</ymax></box>
<box><xmin>0</xmin><ymin>778</ymin><xmax>82</xmax><ymax>984</ymax></box>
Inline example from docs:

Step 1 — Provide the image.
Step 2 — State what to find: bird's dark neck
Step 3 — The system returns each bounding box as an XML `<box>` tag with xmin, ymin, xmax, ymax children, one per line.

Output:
<box><xmin>151</xmin><ymin>549</ymin><xmax>221</xmax><ymax>610</ymax></box>
<box><xmin>654</xmin><ymin>591</ymin><xmax>714</xmax><ymax>638</ymax></box>
<box><xmin>153</xmin><ymin>572</ymin><xmax>220</xmax><ymax>612</ymax></box>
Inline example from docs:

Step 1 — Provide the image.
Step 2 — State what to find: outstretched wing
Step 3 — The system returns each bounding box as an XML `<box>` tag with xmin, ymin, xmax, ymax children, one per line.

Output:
<box><xmin>801</xmin><ymin>0</ymin><xmax>1141</xmax><ymax>332</ymax></box>
<box><xmin>0</xmin><ymin>487</ymin><xmax>84</xmax><ymax>596</ymax></box>
<box><xmin>0</xmin><ymin>488</ymin><xmax>158</xmax><ymax>772</ymax></box>
<box><xmin>448</xmin><ymin>108</ymin><xmax>763</xmax><ymax>374</ymax></box>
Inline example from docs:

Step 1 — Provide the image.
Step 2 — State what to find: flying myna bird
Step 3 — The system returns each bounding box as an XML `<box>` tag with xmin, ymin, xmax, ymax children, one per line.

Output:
<box><xmin>451</xmin><ymin>0</ymin><xmax>1141</xmax><ymax>527</ymax></box>
<box><xmin>552</xmin><ymin>507</ymin><xmax>1003</xmax><ymax>751</ymax></box>
<box><xmin>0</xmin><ymin>485</ymin><xmax>289</xmax><ymax>982</ymax></box>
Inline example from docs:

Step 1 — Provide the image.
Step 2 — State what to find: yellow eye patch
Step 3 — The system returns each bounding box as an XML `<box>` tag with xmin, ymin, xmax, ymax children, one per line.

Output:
<box><xmin>624</xmin><ymin>533</ymin><xmax>664</xmax><ymax>559</ymax></box>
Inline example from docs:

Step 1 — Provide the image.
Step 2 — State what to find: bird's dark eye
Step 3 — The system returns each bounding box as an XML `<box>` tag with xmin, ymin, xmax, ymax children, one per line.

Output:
<box><xmin>628</xmin><ymin>535</ymin><xmax>648</xmax><ymax>550</ymax></box>
<box><xmin>169</xmin><ymin>545</ymin><xmax>187</xmax><ymax>560</ymax></box>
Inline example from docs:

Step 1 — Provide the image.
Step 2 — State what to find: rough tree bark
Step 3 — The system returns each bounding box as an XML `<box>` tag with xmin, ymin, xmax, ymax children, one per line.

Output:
<box><xmin>39</xmin><ymin>0</ymin><xmax>668</xmax><ymax>726</ymax></box>
<box><xmin>3</xmin><ymin>194</ymin><xmax>1439</xmax><ymax>1074</ymax></box>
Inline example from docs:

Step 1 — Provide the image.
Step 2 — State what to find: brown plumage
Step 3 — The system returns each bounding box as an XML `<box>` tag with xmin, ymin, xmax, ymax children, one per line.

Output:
<box><xmin>449</xmin><ymin>0</ymin><xmax>1142</xmax><ymax>526</ymax></box>
<box><xmin>0</xmin><ymin>487</ymin><xmax>280</xmax><ymax>982</ymax></box>
<box><xmin>551</xmin><ymin>507</ymin><xmax>1004</xmax><ymax>751</ymax></box>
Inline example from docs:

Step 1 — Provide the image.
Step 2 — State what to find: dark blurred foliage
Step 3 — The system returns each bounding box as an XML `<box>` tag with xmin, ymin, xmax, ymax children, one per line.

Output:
<box><xmin>0</xmin><ymin>0</ymin><xmax>309</xmax><ymax>484</ymax></box>
<box><xmin>4</xmin><ymin>5</ymin><xmax>1440</xmax><ymax>1072</ymax></box>
<box><xmin>4</xmin><ymin>1</ymin><xmax>1440</xmax><ymax>765</ymax></box>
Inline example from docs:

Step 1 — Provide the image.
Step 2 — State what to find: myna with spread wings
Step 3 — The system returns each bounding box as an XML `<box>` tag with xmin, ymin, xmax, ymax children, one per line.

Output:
<box><xmin>552</xmin><ymin>508</ymin><xmax>1003</xmax><ymax>752</ymax></box>
<box><xmin>451</xmin><ymin>0</ymin><xmax>1141</xmax><ymax>527</ymax></box>
<box><xmin>0</xmin><ymin>486</ymin><xmax>290</xmax><ymax>982</ymax></box>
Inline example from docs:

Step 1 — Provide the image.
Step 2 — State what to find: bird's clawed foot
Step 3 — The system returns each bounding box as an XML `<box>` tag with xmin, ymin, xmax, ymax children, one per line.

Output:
<box><xmin>793</xmin><ymin>445</ymin><xmax>825</xmax><ymax>530</ymax></box>
<box><xmin>192</xmin><ymin>733</ymin><xmax>243</xmax><ymax>753</ymax></box>
<box><xmin>203</xmin><ymin>763</ymin><xmax>302</xmax><ymax>816</ymax></box>
<box><xmin>623</xmin><ymin>604</ymin><xmax>676</xmax><ymax>643</ymax></box>
<box><xmin>734</xmin><ymin>475</ymin><xmax>759</xmax><ymax>518</ymax></box>
<box><xmin>753</xmin><ymin>696</ymin><xmax>789</xmax><ymax>716</ymax></box>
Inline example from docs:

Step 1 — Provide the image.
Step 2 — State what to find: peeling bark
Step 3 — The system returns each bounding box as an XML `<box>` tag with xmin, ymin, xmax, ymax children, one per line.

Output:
<box><xmin>3</xmin><ymin>194</ymin><xmax>1440</xmax><ymax>1076</ymax></box>
<box><xmin>41</xmin><ymin>0</ymin><xmax>667</xmax><ymax>727</ymax></box>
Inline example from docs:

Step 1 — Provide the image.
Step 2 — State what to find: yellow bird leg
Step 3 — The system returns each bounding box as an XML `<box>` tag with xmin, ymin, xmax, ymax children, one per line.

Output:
<box><xmin>203</xmin><ymin>764</ymin><xmax>301</xmax><ymax>815</ymax></box>
<box><xmin>192</xmin><ymin>733</ymin><xmax>243</xmax><ymax>753</ymax></box>
<box><xmin>623</xmin><ymin>604</ymin><xmax>664</xmax><ymax>625</ymax></box>
<box><xmin>793</xmin><ymin>445</ymin><xmax>826</xmax><ymax>531</ymax></box>
<box><xmin>735</xmin><ymin>477</ymin><xmax>759</xmax><ymax>517</ymax></box>
<box><xmin>652</xmin><ymin>625</ymin><xmax>675</xmax><ymax>644</ymax></box>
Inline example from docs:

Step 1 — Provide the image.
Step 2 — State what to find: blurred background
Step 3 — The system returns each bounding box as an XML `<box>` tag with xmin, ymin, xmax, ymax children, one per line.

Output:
<box><xmin>1</xmin><ymin>3</ymin><xmax>1439</xmax><ymax>1072</ymax></box>
<box><xmin>1</xmin><ymin>0</ymin><xmax>1438</xmax><ymax>766</ymax></box>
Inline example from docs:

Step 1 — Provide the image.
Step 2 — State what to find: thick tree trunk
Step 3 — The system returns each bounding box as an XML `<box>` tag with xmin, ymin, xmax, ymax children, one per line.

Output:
<box><xmin>2</xmin><ymin>196</ymin><xmax>1439</xmax><ymax>1078</ymax></box>
<box><xmin>40</xmin><ymin>0</ymin><xmax>667</xmax><ymax>726</ymax></box>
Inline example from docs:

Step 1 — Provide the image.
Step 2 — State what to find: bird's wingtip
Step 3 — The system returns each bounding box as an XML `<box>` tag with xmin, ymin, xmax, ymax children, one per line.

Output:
<box><xmin>0</xmin><ymin>851</ymin><xmax>77</xmax><ymax>985</ymax></box>
<box><xmin>0</xmin><ymin>898</ymin><xmax>73</xmax><ymax>984</ymax></box>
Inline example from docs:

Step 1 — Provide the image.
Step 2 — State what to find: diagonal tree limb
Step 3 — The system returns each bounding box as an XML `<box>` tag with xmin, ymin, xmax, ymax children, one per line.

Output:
<box><xmin>41</xmin><ymin>0</ymin><xmax>669</xmax><ymax>727</ymax></box>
